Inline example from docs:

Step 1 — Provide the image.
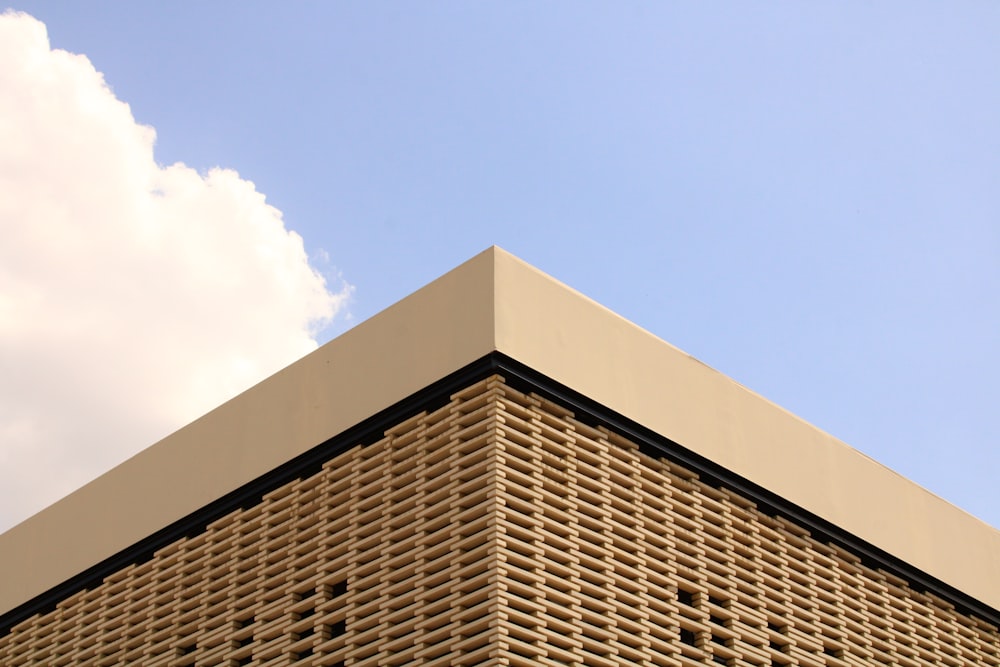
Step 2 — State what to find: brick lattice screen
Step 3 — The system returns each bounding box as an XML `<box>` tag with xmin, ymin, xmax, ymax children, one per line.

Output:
<box><xmin>2</xmin><ymin>376</ymin><xmax>997</xmax><ymax>665</ymax></box>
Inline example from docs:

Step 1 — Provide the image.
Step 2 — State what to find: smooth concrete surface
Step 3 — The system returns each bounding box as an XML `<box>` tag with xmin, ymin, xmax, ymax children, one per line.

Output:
<box><xmin>2</xmin><ymin>246</ymin><xmax>998</xmax><ymax>616</ymax></box>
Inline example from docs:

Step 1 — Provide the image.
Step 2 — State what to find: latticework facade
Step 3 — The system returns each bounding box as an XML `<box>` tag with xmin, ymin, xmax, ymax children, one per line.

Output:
<box><xmin>3</xmin><ymin>375</ymin><xmax>997</xmax><ymax>666</ymax></box>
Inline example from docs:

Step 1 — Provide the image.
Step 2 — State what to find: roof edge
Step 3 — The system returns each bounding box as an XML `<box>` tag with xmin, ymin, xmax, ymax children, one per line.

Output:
<box><xmin>2</xmin><ymin>246</ymin><xmax>996</xmax><ymax>618</ymax></box>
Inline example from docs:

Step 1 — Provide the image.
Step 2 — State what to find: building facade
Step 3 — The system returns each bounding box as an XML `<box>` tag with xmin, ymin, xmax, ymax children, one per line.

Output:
<box><xmin>1</xmin><ymin>248</ymin><xmax>997</xmax><ymax>665</ymax></box>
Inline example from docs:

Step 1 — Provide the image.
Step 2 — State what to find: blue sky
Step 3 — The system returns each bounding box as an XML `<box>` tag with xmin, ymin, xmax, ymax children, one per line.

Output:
<box><xmin>2</xmin><ymin>2</ymin><xmax>998</xmax><ymax>530</ymax></box>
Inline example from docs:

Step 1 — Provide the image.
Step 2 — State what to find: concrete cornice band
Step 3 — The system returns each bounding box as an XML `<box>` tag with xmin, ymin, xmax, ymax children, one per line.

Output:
<box><xmin>1</xmin><ymin>246</ymin><xmax>997</xmax><ymax>616</ymax></box>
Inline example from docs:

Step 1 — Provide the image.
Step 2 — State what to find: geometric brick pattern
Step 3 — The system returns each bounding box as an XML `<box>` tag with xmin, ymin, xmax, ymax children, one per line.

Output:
<box><xmin>2</xmin><ymin>376</ymin><xmax>997</xmax><ymax>665</ymax></box>
<box><xmin>491</xmin><ymin>380</ymin><xmax>1000</xmax><ymax>667</ymax></box>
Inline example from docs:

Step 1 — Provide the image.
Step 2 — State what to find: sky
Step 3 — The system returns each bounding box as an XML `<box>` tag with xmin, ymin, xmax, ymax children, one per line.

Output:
<box><xmin>0</xmin><ymin>3</ymin><xmax>997</xmax><ymax>534</ymax></box>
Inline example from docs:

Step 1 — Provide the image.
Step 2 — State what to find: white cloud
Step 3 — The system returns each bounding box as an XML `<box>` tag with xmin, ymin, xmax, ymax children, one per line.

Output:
<box><xmin>0</xmin><ymin>11</ymin><xmax>351</xmax><ymax>532</ymax></box>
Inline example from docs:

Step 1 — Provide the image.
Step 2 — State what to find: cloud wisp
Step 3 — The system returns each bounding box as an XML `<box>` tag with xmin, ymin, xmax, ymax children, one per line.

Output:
<box><xmin>0</xmin><ymin>11</ymin><xmax>351</xmax><ymax>532</ymax></box>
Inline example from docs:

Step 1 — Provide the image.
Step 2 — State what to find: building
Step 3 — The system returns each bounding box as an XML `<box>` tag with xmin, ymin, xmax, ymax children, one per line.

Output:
<box><xmin>1</xmin><ymin>247</ymin><xmax>997</xmax><ymax>666</ymax></box>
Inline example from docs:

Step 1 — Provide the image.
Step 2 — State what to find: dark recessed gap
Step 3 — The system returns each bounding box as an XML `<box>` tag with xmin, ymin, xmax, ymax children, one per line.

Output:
<box><xmin>328</xmin><ymin>620</ymin><xmax>347</xmax><ymax>637</ymax></box>
<box><xmin>238</xmin><ymin>493</ymin><xmax>264</xmax><ymax>512</ymax></box>
<box><xmin>676</xmin><ymin>589</ymin><xmax>695</xmax><ymax>607</ymax></box>
<box><xmin>710</xmin><ymin>615</ymin><xmax>727</xmax><ymax>627</ymax></box>
<box><xmin>238</xmin><ymin>657</ymin><xmax>253</xmax><ymax>666</ymax></box>
<box><xmin>768</xmin><ymin>621</ymin><xmax>788</xmax><ymax>652</ymax></box>
<box><xmin>295</xmin><ymin>646</ymin><xmax>314</xmax><ymax>660</ymax></box>
<box><xmin>679</xmin><ymin>628</ymin><xmax>697</xmax><ymax>646</ymax></box>
<box><xmin>297</xmin><ymin>607</ymin><xmax>315</xmax><ymax>620</ymax></box>
<box><xmin>296</xmin><ymin>460</ymin><xmax>324</xmax><ymax>480</ymax></box>
<box><xmin>711</xmin><ymin>634</ymin><xmax>727</xmax><ymax>646</ymax></box>
<box><xmin>298</xmin><ymin>626</ymin><xmax>315</xmax><ymax>640</ymax></box>
<box><xmin>570</xmin><ymin>404</ymin><xmax>603</xmax><ymax>429</ymax></box>
<box><xmin>712</xmin><ymin>655</ymin><xmax>729</xmax><ymax>665</ymax></box>
<box><xmin>183</xmin><ymin>521</ymin><xmax>209</xmax><ymax>540</ymax></box>
<box><xmin>331</xmin><ymin>580</ymin><xmax>348</xmax><ymax>598</ymax></box>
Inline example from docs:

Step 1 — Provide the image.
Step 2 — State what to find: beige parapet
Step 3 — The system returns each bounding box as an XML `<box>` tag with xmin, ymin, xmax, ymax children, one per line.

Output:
<box><xmin>1</xmin><ymin>246</ymin><xmax>997</xmax><ymax>618</ymax></box>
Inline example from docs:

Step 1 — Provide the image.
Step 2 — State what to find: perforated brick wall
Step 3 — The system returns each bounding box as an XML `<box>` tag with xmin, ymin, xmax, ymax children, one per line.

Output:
<box><xmin>490</xmin><ymin>380</ymin><xmax>999</xmax><ymax>666</ymax></box>
<box><xmin>2</xmin><ymin>376</ymin><xmax>997</xmax><ymax>666</ymax></box>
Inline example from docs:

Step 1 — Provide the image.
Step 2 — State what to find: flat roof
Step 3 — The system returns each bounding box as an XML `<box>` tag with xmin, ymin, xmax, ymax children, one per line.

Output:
<box><xmin>2</xmin><ymin>246</ymin><xmax>998</xmax><ymax>617</ymax></box>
